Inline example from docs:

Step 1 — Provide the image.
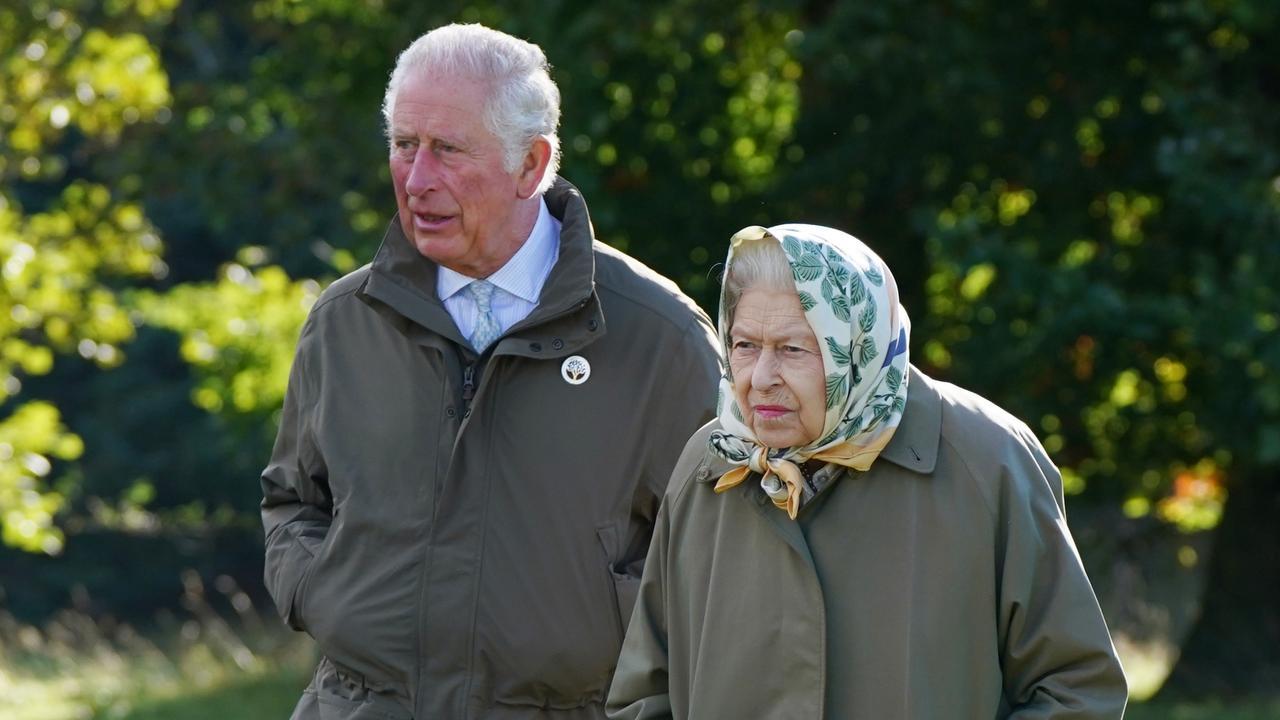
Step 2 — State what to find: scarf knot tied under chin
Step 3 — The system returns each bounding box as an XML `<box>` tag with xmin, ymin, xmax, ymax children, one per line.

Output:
<box><xmin>713</xmin><ymin>447</ymin><xmax>805</xmax><ymax>518</ymax></box>
<box><xmin>711</xmin><ymin>440</ymin><xmax>887</xmax><ymax>520</ymax></box>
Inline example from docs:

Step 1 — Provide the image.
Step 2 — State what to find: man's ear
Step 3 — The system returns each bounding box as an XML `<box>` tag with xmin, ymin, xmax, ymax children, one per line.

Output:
<box><xmin>515</xmin><ymin>137</ymin><xmax>552</xmax><ymax>199</ymax></box>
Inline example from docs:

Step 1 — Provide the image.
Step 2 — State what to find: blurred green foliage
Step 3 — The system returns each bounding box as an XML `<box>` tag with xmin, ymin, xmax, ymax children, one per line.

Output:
<box><xmin>0</xmin><ymin>0</ymin><xmax>1277</xmax><ymax>694</ymax></box>
<box><xmin>1</xmin><ymin>0</ymin><xmax>173</xmax><ymax>554</ymax></box>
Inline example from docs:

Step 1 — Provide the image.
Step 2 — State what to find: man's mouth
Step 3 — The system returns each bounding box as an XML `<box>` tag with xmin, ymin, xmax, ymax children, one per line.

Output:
<box><xmin>413</xmin><ymin>211</ymin><xmax>454</xmax><ymax>230</ymax></box>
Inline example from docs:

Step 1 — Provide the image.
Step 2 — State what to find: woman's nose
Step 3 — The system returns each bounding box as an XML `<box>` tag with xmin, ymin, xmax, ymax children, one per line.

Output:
<box><xmin>751</xmin><ymin>350</ymin><xmax>783</xmax><ymax>389</ymax></box>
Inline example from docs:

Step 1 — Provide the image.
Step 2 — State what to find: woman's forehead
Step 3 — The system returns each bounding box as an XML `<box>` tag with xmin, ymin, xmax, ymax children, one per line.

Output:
<box><xmin>731</xmin><ymin>290</ymin><xmax>813</xmax><ymax>334</ymax></box>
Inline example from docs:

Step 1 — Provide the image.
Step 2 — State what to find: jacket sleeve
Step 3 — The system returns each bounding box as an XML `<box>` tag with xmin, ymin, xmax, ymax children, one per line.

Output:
<box><xmin>997</xmin><ymin>429</ymin><xmax>1129</xmax><ymax>718</ymax></box>
<box><xmin>641</xmin><ymin>313</ymin><xmax>722</xmax><ymax>504</ymax></box>
<box><xmin>261</xmin><ymin>317</ymin><xmax>332</xmax><ymax>632</ymax></box>
<box><xmin>606</xmin><ymin>495</ymin><xmax>674</xmax><ymax>720</ymax></box>
<box><xmin>612</xmin><ymin>313</ymin><xmax>720</xmax><ymax>622</ymax></box>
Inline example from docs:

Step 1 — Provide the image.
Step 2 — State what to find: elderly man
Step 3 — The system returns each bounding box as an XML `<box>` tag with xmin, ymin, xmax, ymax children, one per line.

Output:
<box><xmin>260</xmin><ymin>24</ymin><xmax>721</xmax><ymax>720</ymax></box>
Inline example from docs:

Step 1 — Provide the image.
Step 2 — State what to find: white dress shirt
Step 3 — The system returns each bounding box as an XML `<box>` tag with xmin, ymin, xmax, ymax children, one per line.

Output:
<box><xmin>437</xmin><ymin>198</ymin><xmax>561</xmax><ymax>344</ymax></box>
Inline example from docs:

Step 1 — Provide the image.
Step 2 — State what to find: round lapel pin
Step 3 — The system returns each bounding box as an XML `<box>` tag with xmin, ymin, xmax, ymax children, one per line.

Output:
<box><xmin>561</xmin><ymin>355</ymin><xmax>591</xmax><ymax>385</ymax></box>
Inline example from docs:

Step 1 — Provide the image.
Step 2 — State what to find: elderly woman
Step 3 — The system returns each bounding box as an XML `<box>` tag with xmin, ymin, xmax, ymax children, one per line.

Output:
<box><xmin>606</xmin><ymin>225</ymin><xmax>1127</xmax><ymax>719</ymax></box>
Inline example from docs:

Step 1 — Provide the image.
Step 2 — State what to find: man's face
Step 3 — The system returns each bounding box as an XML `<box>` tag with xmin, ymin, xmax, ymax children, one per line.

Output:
<box><xmin>388</xmin><ymin>71</ymin><xmax>531</xmax><ymax>278</ymax></box>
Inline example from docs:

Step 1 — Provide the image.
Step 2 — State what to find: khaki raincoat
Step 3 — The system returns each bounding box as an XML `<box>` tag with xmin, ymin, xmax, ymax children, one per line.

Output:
<box><xmin>262</xmin><ymin>178</ymin><xmax>722</xmax><ymax>719</ymax></box>
<box><xmin>607</xmin><ymin>366</ymin><xmax>1127</xmax><ymax>719</ymax></box>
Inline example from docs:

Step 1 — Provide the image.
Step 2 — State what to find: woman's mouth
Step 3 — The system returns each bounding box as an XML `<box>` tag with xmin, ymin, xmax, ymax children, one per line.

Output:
<box><xmin>753</xmin><ymin>405</ymin><xmax>792</xmax><ymax>419</ymax></box>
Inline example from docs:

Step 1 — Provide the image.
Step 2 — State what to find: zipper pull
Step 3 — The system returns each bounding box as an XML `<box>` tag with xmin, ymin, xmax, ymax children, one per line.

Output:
<box><xmin>462</xmin><ymin>364</ymin><xmax>476</xmax><ymax>405</ymax></box>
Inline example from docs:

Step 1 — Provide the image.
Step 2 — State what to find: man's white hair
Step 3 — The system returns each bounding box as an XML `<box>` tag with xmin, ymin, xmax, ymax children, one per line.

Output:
<box><xmin>382</xmin><ymin>23</ymin><xmax>561</xmax><ymax>195</ymax></box>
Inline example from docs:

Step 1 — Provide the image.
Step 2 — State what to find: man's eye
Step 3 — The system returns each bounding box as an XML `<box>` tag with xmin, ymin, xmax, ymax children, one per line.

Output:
<box><xmin>393</xmin><ymin>139</ymin><xmax>416</xmax><ymax>150</ymax></box>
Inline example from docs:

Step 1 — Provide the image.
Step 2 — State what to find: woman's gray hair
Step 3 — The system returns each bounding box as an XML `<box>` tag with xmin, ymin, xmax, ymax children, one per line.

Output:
<box><xmin>382</xmin><ymin>23</ymin><xmax>562</xmax><ymax>195</ymax></box>
<box><xmin>722</xmin><ymin>234</ymin><xmax>796</xmax><ymax>326</ymax></box>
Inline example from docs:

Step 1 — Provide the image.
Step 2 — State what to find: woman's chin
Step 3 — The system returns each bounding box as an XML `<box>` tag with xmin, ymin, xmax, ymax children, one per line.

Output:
<box><xmin>754</xmin><ymin>429</ymin><xmax>810</xmax><ymax>450</ymax></box>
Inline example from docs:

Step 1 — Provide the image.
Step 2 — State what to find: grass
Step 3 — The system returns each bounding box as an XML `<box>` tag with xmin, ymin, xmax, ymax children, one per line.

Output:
<box><xmin>0</xmin><ymin>571</ymin><xmax>315</xmax><ymax>720</ymax></box>
<box><xmin>109</xmin><ymin>673</ymin><xmax>307</xmax><ymax>720</ymax></box>
<box><xmin>1125</xmin><ymin>696</ymin><xmax>1280</xmax><ymax>719</ymax></box>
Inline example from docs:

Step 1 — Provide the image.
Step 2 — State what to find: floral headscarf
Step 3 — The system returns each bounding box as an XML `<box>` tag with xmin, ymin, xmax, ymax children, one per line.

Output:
<box><xmin>709</xmin><ymin>224</ymin><xmax>911</xmax><ymax>518</ymax></box>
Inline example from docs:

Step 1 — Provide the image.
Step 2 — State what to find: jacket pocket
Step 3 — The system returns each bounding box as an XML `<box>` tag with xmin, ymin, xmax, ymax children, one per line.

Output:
<box><xmin>265</xmin><ymin>521</ymin><xmax>327</xmax><ymax>631</ymax></box>
<box><xmin>596</xmin><ymin>526</ymin><xmax>641</xmax><ymax>645</ymax></box>
<box><xmin>311</xmin><ymin>657</ymin><xmax>412</xmax><ymax>720</ymax></box>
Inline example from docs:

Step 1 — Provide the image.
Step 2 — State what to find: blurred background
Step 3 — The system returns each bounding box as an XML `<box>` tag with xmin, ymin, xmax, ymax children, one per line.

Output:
<box><xmin>1</xmin><ymin>0</ymin><xmax>1277</xmax><ymax>717</ymax></box>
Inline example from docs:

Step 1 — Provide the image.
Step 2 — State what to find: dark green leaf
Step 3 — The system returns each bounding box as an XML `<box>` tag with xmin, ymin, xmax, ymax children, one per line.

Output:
<box><xmin>826</xmin><ymin>336</ymin><xmax>852</xmax><ymax>366</ymax></box>
<box><xmin>848</xmin><ymin>271</ymin><xmax>866</xmax><ymax>306</ymax></box>
<box><xmin>858</xmin><ymin>335</ymin><xmax>877</xmax><ymax>367</ymax></box>
<box><xmin>831</xmin><ymin>294</ymin><xmax>852</xmax><ymax>322</ymax></box>
<box><xmin>781</xmin><ymin>234</ymin><xmax>802</xmax><ymax>259</ymax></box>
<box><xmin>859</xmin><ymin>299</ymin><xmax>876</xmax><ymax>333</ymax></box>
<box><xmin>797</xmin><ymin>290</ymin><xmax>817</xmax><ymax>312</ymax></box>
<box><xmin>886</xmin><ymin>366</ymin><xmax>902</xmax><ymax>394</ymax></box>
<box><xmin>793</xmin><ymin>253</ymin><xmax>823</xmax><ymax>282</ymax></box>
<box><xmin>826</xmin><ymin>372</ymin><xmax>849</xmax><ymax>409</ymax></box>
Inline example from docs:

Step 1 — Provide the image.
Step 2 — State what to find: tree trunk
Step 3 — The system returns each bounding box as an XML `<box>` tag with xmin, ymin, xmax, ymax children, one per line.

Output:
<box><xmin>1157</xmin><ymin>467</ymin><xmax>1280</xmax><ymax>697</ymax></box>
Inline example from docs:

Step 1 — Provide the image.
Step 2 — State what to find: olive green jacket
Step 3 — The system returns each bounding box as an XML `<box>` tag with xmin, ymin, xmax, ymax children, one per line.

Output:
<box><xmin>261</xmin><ymin>178</ymin><xmax>722</xmax><ymax>719</ymax></box>
<box><xmin>607</xmin><ymin>367</ymin><xmax>1127</xmax><ymax>719</ymax></box>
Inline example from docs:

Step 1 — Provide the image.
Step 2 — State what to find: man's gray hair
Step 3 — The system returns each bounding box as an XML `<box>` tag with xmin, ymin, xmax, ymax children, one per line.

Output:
<box><xmin>722</xmin><ymin>235</ymin><xmax>795</xmax><ymax>327</ymax></box>
<box><xmin>382</xmin><ymin>23</ymin><xmax>561</xmax><ymax>195</ymax></box>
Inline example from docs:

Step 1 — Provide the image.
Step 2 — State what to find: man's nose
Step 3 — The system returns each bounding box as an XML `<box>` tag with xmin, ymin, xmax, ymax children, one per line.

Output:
<box><xmin>405</xmin><ymin>148</ymin><xmax>438</xmax><ymax>195</ymax></box>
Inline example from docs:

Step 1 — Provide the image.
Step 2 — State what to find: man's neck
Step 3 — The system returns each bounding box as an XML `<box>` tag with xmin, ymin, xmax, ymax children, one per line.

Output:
<box><xmin>468</xmin><ymin>195</ymin><xmax>542</xmax><ymax>279</ymax></box>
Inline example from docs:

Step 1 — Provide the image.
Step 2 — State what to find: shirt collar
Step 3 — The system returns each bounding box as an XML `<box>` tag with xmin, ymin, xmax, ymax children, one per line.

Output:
<box><xmin>437</xmin><ymin>198</ymin><xmax>561</xmax><ymax>303</ymax></box>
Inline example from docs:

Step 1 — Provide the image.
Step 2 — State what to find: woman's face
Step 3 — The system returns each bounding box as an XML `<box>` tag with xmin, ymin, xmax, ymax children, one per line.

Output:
<box><xmin>728</xmin><ymin>287</ymin><xmax>827</xmax><ymax>449</ymax></box>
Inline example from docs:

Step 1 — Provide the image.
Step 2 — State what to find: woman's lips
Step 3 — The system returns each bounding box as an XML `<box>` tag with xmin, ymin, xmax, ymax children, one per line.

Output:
<box><xmin>753</xmin><ymin>405</ymin><xmax>792</xmax><ymax>419</ymax></box>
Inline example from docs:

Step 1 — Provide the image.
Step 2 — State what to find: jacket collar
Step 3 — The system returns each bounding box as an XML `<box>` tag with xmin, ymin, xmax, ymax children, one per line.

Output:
<box><xmin>876</xmin><ymin>365</ymin><xmax>940</xmax><ymax>474</ymax></box>
<box><xmin>359</xmin><ymin>176</ymin><xmax>606</xmax><ymax>358</ymax></box>
<box><xmin>694</xmin><ymin>364</ymin><xmax>940</xmax><ymax>483</ymax></box>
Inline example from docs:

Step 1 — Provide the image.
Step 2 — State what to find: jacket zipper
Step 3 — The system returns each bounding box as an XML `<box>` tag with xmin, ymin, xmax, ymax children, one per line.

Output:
<box><xmin>462</xmin><ymin>364</ymin><xmax>476</xmax><ymax>410</ymax></box>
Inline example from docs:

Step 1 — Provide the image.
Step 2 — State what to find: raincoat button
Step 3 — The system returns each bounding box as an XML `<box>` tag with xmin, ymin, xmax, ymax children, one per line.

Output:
<box><xmin>530</xmin><ymin>342</ymin><xmax>543</xmax><ymax>352</ymax></box>
<box><xmin>446</xmin><ymin>406</ymin><xmax>456</xmax><ymax>418</ymax></box>
<box><xmin>587</xmin><ymin>319</ymin><xmax>598</xmax><ymax>332</ymax></box>
<box><xmin>552</xmin><ymin>338</ymin><xmax>564</xmax><ymax>350</ymax></box>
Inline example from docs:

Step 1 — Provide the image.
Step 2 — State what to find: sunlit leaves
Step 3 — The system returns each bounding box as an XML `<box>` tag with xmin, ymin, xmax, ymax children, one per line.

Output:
<box><xmin>0</xmin><ymin>400</ymin><xmax>82</xmax><ymax>554</ymax></box>
<box><xmin>1</xmin><ymin>2</ymin><xmax>173</xmax><ymax>184</ymax></box>
<box><xmin>133</xmin><ymin>264</ymin><xmax>320</xmax><ymax>416</ymax></box>
<box><xmin>0</xmin><ymin>1</ymin><xmax>174</xmax><ymax>552</ymax></box>
<box><xmin>0</xmin><ymin>183</ymin><xmax>165</xmax><ymax>380</ymax></box>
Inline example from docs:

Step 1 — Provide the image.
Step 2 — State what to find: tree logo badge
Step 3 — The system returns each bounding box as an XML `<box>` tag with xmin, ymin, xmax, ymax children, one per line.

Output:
<box><xmin>560</xmin><ymin>355</ymin><xmax>591</xmax><ymax>385</ymax></box>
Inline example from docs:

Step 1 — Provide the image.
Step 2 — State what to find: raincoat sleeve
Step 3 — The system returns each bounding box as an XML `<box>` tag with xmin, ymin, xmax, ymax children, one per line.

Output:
<box><xmin>606</xmin><ymin>493</ymin><xmax>674</xmax><ymax>720</ymax></box>
<box><xmin>260</xmin><ymin>318</ymin><xmax>332</xmax><ymax>632</ymax></box>
<box><xmin>997</xmin><ymin>428</ymin><xmax>1129</xmax><ymax>718</ymax></box>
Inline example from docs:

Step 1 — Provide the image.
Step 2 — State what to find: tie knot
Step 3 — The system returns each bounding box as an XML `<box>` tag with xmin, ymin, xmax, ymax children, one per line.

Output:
<box><xmin>464</xmin><ymin>280</ymin><xmax>501</xmax><ymax>352</ymax></box>
<box><xmin>467</xmin><ymin>280</ymin><xmax>496</xmax><ymax>312</ymax></box>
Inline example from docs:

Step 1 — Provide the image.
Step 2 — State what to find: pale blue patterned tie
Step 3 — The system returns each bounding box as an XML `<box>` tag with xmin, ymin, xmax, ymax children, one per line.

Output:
<box><xmin>466</xmin><ymin>280</ymin><xmax>501</xmax><ymax>351</ymax></box>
